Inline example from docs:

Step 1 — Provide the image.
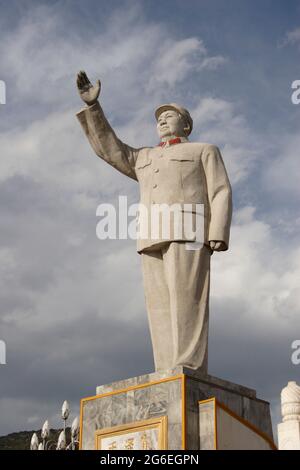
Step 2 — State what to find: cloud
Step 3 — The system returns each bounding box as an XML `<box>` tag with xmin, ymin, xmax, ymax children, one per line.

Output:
<box><xmin>281</xmin><ymin>27</ymin><xmax>300</xmax><ymax>47</ymax></box>
<box><xmin>261</xmin><ymin>133</ymin><xmax>300</xmax><ymax>201</ymax></box>
<box><xmin>0</xmin><ymin>3</ymin><xmax>226</xmax><ymax>122</ymax></box>
<box><xmin>212</xmin><ymin>206</ymin><xmax>300</xmax><ymax>330</ymax></box>
<box><xmin>147</xmin><ymin>38</ymin><xmax>226</xmax><ymax>91</ymax></box>
<box><xmin>191</xmin><ymin>98</ymin><xmax>262</xmax><ymax>184</ymax></box>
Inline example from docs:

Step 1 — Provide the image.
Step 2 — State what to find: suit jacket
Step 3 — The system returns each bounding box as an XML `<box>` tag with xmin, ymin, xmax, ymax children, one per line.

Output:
<box><xmin>77</xmin><ymin>102</ymin><xmax>232</xmax><ymax>253</ymax></box>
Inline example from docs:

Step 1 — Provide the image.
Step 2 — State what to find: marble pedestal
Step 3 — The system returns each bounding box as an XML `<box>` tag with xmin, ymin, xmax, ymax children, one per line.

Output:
<box><xmin>79</xmin><ymin>367</ymin><xmax>275</xmax><ymax>450</ymax></box>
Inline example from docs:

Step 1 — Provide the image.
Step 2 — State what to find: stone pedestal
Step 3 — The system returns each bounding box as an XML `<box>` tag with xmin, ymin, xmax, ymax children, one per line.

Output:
<box><xmin>79</xmin><ymin>367</ymin><xmax>274</xmax><ymax>450</ymax></box>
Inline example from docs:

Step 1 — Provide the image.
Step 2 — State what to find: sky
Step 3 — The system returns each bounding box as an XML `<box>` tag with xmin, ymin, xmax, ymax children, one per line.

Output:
<box><xmin>0</xmin><ymin>0</ymin><xmax>300</xmax><ymax>442</ymax></box>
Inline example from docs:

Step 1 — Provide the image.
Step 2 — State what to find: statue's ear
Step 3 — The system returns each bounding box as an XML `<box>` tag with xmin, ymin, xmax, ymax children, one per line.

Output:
<box><xmin>183</xmin><ymin>124</ymin><xmax>191</xmax><ymax>136</ymax></box>
<box><xmin>178</xmin><ymin>113</ymin><xmax>190</xmax><ymax>136</ymax></box>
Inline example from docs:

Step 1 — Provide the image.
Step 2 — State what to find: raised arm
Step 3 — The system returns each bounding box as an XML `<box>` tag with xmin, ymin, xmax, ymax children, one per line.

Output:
<box><xmin>201</xmin><ymin>144</ymin><xmax>232</xmax><ymax>251</ymax></box>
<box><xmin>76</xmin><ymin>71</ymin><xmax>139</xmax><ymax>181</ymax></box>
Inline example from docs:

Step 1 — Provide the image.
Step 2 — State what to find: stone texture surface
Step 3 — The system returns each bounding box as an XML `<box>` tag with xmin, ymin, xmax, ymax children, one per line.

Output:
<box><xmin>81</xmin><ymin>366</ymin><xmax>273</xmax><ymax>450</ymax></box>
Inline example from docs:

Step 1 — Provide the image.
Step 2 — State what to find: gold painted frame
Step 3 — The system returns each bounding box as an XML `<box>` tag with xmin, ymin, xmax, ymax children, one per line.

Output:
<box><xmin>95</xmin><ymin>416</ymin><xmax>168</xmax><ymax>450</ymax></box>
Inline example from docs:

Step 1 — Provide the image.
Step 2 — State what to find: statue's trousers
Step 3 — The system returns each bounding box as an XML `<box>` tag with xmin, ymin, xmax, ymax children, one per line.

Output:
<box><xmin>141</xmin><ymin>241</ymin><xmax>211</xmax><ymax>372</ymax></box>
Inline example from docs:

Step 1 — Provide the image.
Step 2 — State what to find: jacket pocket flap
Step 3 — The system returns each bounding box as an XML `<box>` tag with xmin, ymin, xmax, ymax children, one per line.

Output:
<box><xmin>136</xmin><ymin>158</ymin><xmax>152</xmax><ymax>169</ymax></box>
<box><xmin>169</xmin><ymin>157</ymin><xmax>195</xmax><ymax>162</ymax></box>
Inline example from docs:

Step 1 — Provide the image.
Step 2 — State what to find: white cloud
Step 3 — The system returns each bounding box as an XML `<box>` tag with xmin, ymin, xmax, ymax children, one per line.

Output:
<box><xmin>191</xmin><ymin>97</ymin><xmax>261</xmax><ymax>184</ymax></box>
<box><xmin>261</xmin><ymin>133</ymin><xmax>300</xmax><ymax>200</ymax></box>
<box><xmin>0</xmin><ymin>3</ymin><xmax>226</xmax><ymax>118</ymax></box>
<box><xmin>212</xmin><ymin>205</ymin><xmax>300</xmax><ymax>335</ymax></box>
<box><xmin>0</xmin><ymin>109</ymin><xmax>122</xmax><ymax>195</ymax></box>
<box><xmin>147</xmin><ymin>38</ymin><xmax>226</xmax><ymax>91</ymax></box>
<box><xmin>281</xmin><ymin>27</ymin><xmax>300</xmax><ymax>47</ymax></box>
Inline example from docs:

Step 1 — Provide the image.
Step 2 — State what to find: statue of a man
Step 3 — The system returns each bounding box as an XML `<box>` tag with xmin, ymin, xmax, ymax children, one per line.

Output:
<box><xmin>76</xmin><ymin>71</ymin><xmax>232</xmax><ymax>374</ymax></box>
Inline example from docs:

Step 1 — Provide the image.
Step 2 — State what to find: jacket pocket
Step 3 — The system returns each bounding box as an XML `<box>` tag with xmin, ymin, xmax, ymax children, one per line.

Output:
<box><xmin>136</xmin><ymin>159</ymin><xmax>152</xmax><ymax>169</ymax></box>
<box><xmin>169</xmin><ymin>157</ymin><xmax>195</xmax><ymax>162</ymax></box>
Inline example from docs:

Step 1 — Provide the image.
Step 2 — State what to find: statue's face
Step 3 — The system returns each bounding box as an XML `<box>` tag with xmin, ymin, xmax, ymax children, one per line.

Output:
<box><xmin>156</xmin><ymin>110</ymin><xmax>186</xmax><ymax>138</ymax></box>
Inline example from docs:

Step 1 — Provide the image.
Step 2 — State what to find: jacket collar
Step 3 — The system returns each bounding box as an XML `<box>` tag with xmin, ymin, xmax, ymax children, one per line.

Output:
<box><xmin>158</xmin><ymin>136</ymin><xmax>188</xmax><ymax>148</ymax></box>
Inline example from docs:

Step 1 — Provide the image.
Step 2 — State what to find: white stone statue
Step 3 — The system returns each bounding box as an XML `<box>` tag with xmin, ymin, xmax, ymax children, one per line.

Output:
<box><xmin>278</xmin><ymin>381</ymin><xmax>300</xmax><ymax>450</ymax></box>
<box><xmin>76</xmin><ymin>71</ymin><xmax>232</xmax><ymax>373</ymax></box>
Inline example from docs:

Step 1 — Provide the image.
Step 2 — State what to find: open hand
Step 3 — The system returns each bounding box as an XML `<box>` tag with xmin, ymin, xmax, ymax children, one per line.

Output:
<box><xmin>76</xmin><ymin>70</ymin><xmax>101</xmax><ymax>106</ymax></box>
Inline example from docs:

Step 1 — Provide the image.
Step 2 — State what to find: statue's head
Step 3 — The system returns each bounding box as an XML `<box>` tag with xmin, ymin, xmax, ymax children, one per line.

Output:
<box><xmin>155</xmin><ymin>103</ymin><xmax>193</xmax><ymax>139</ymax></box>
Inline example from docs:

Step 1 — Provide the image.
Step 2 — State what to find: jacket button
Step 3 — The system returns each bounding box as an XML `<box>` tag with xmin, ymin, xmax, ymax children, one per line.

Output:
<box><xmin>154</xmin><ymin>168</ymin><xmax>159</xmax><ymax>173</ymax></box>
<box><xmin>153</xmin><ymin>184</ymin><xmax>157</xmax><ymax>188</ymax></box>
